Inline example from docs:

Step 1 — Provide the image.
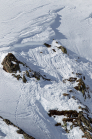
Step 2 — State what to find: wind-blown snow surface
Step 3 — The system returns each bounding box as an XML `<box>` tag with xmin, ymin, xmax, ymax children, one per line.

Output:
<box><xmin>0</xmin><ymin>0</ymin><xmax>92</xmax><ymax>139</ymax></box>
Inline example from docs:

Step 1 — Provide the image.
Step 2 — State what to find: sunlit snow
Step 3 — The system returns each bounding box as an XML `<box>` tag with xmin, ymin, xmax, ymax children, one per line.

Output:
<box><xmin>0</xmin><ymin>0</ymin><xmax>92</xmax><ymax>139</ymax></box>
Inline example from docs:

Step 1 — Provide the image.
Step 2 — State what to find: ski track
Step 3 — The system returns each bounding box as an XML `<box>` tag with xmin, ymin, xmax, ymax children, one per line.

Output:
<box><xmin>15</xmin><ymin>84</ymin><xmax>26</xmax><ymax>127</ymax></box>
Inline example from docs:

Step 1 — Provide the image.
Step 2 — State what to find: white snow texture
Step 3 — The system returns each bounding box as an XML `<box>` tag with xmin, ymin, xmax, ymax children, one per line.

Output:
<box><xmin>0</xmin><ymin>0</ymin><xmax>92</xmax><ymax>139</ymax></box>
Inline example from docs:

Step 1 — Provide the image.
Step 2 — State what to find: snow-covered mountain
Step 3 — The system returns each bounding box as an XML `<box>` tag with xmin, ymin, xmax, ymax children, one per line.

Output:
<box><xmin>0</xmin><ymin>0</ymin><xmax>92</xmax><ymax>139</ymax></box>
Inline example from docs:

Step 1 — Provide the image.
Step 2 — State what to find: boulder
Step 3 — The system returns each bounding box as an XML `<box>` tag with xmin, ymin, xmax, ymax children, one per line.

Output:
<box><xmin>44</xmin><ymin>43</ymin><xmax>51</xmax><ymax>47</ymax></box>
<box><xmin>58</xmin><ymin>46</ymin><xmax>67</xmax><ymax>54</ymax></box>
<box><xmin>1</xmin><ymin>53</ymin><xmax>20</xmax><ymax>73</ymax></box>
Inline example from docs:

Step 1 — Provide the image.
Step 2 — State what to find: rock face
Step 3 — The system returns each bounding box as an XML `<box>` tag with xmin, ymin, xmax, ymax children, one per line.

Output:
<box><xmin>44</xmin><ymin>43</ymin><xmax>51</xmax><ymax>47</ymax></box>
<box><xmin>1</xmin><ymin>53</ymin><xmax>20</xmax><ymax>73</ymax></box>
<box><xmin>1</xmin><ymin>53</ymin><xmax>51</xmax><ymax>83</ymax></box>
<box><xmin>58</xmin><ymin>46</ymin><xmax>67</xmax><ymax>54</ymax></box>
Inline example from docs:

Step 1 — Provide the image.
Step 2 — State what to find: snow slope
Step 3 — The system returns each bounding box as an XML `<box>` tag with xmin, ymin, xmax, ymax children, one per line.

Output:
<box><xmin>0</xmin><ymin>118</ymin><xmax>24</xmax><ymax>139</ymax></box>
<box><xmin>0</xmin><ymin>0</ymin><xmax>92</xmax><ymax>139</ymax></box>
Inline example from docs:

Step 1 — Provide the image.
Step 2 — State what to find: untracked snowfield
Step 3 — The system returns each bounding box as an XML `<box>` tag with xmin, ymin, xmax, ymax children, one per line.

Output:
<box><xmin>0</xmin><ymin>0</ymin><xmax>92</xmax><ymax>139</ymax></box>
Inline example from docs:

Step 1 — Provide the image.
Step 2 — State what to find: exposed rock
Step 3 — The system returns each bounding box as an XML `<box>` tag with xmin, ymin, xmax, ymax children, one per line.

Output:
<box><xmin>48</xmin><ymin>110</ymin><xmax>78</xmax><ymax>117</ymax></box>
<box><xmin>17</xmin><ymin>129</ymin><xmax>35</xmax><ymax>139</ymax></box>
<box><xmin>57</xmin><ymin>46</ymin><xmax>67</xmax><ymax>54</ymax></box>
<box><xmin>72</xmin><ymin>96</ymin><xmax>76</xmax><ymax>100</ymax></box>
<box><xmin>23</xmin><ymin>75</ymin><xmax>27</xmax><ymax>83</ymax></box>
<box><xmin>12</xmin><ymin>74</ymin><xmax>22</xmax><ymax>80</ymax></box>
<box><xmin>26</xmin><ymin>70</ymin><xmax>30</xmax><ymax>77</ymax></box>
<box><xmin>44</xmin><ymin>43</ymin><xmax>51</xmax><ymax>47</ymax></box>
<box><xmin>33</xmin><ymin>72</ymin><xmax>40</xmax><ymax>80</ymax></box>
<box><xmin>63</xmin><ymin>77</ymin><xmax>77</xmax><ymax>83</ymax></box>
<box><xmin>3</xmin><ymin>119</ymin><xmax>17</xmax><ymax>127</ymax></box>
<box><xmin>52</xmin><ymin>49</ymin><xmax>56</xmax><ymax>52</ymax></box>
<box><xmin>67</xmin><ymin>77</ymin><xmax>77</xmax><ymax>82</ymax></box>
<box><xmin>74</xmin><ymin>78</ymin><xmax>86</xmax><ymax>97</ymax></box>
<box><xmin>2</xmin><ymin>53</ymin><xmax>51</xmax><ymax>83</ymax></box>
<box><xmin>2</xmin><ymin>118</ymin><xmax>35</xmax><ymax>139</ymax></box>
<box><xmin>69</xmin><ymin>90</ymin><xmax>73</xmax><ymax>92</ymax></box>
<box><xmin>17</xmin><ymin>129</ymin><xmax>24</xmax><ymax>134</ymax></box>
<box><xmin>48</xmin><ymin>109</ymin><xmax>92</xmax><ymax>139</ymax></box>
<box><xmin>76</xmin><ymin>73</ymin><xmax>82</xmax><ymax>76</ymax></box>
<box><xmin>23</xmin><ymin>133</ymin><xmax>35</xmax><ymax>139</ymax></box>
<box><xmin>55</xmin><ymin>123</ymin><xmax>61</xmax><ymax>126</ymax></box>
<box><xmin>2</xmin><ymin>53</ymin><xmax>20</xmax><ymax>73</ymax></box>
<box><xmin>63</xmin><ymin>93</ymin><xmax>70</xmax><ymax>97</ymax></box>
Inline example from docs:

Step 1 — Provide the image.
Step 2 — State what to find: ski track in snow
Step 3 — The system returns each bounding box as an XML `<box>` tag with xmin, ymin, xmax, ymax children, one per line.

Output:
<box><xmin>15</xmin><ymin>84</ymin><xmax>26</xmax><ymax>127</ymax></box>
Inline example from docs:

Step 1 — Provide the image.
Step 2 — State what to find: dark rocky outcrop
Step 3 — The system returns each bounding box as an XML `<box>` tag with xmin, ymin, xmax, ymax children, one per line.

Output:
<box><xmin>44</xmin><ymin>43</ymin><xmax>51</xmax><ymax>47</ymax></box>
<box><xmin>23</xmin><ymin>74</ymin><xmax>27</xmax><ymax>83</ymax></box>
<box><xmin>52</xmin><ymin>49</ymin><xmax>56</xmax><ymax>52</ymax></box>
<box><xmin>2</xmin><ymin>53</ymin><xmax>21</xmax><ymax>73</ymax></box>
<box><xmin>2</xmin><ymin>53</ymin><xmax>51</xmax><ymax>83</ymax></box>
<box><xmin>74</xmin><ymin>78</ymin><xmax>86</xmax><ymax>97</ymax></box>
<box><xmin>3</xmin><ymin>118</ymin><xmax>35</xmax><ymax>139</ymax></box>
<box><xmin>48</xmin><ymin>110</ymin><xmax>92</xmax><ymax>139</ymax></box>
<box><xmin>57</xmin><ymin>46</ymin><xmax>67</xmax><ymax>54</ymax></box>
